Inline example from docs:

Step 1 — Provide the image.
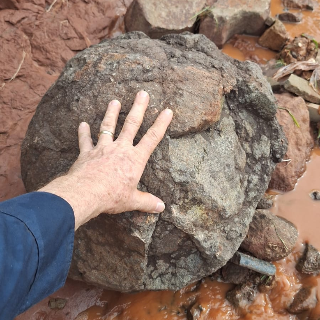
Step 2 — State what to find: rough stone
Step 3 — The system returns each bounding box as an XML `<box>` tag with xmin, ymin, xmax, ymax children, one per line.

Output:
<box><xmin>306</xmin><ymin>103</ymin><xmax>320</xmax><ymax>122</ymax></box>
<box><xmin>226</xmin><ymin>282</ymin><xmax>257</xmax><ymax>308</ymax></box>
<box><xmin>278</xmin><ymin>12</ymin><xmax>303</xmax><ymax>23</ymax></box>
<box><xmin>287</xmin><ymin>287</ymin><xmax>318</xmax><ymax>314</ymax></box>
<box><xmin>0</xmin><ymin>0</ymin><xmax>133</xmax><ymax>202</ymax></box>
<box><xmin>269</xmin><ymin>93</ymin><xmax>314</xmax><ymax>191</ymax></box>
<box><xmin>258</xmin><ymin>19</ymin><xmax>289</xmax><ymax>51</ymax></box>
<box><xmin>296</xmin><ymin>244</ymin><xmax>320</xmax><ymax>274</ymax></box>
<box><xmin>278</xmin><ymin>36</ymin><xmax>318</xmax><ymax>64</ymax></box>
<box><xmin>124</xmin><ymin>0</ymin><xmax>205</xmax><ymax>38</ymax></box>
<box><xmin>221</xmin><ymin>262</ymin><xmax>252</xmax><ymax>284</ymax></box>
<box><xmin>309</xmin><ymin>190</ymin><xmax>320</xmax><ymax>200</ymax></box>
<box><xmin>198</xmin><ymin>0</ymin><xmax>270</xmax><ymax>48</ymax></box>
<box><xmin>282</xmin><ymin>0</ymin><xmax>318</xmax><ymax>10</ymax></box>
<box><xmin>256</xmin><ymin>194</ymin><xmax>274</xmax><ymax>209</ymax></box>
<box><xmin>21</xmin><ymin>32</ymin><xmax>287</xmax><ymax>291</ymax></box>
<box><xmin>241</xmin><ymin>209</ymin><xmax>298</xmax><ymax>261</ymax></box>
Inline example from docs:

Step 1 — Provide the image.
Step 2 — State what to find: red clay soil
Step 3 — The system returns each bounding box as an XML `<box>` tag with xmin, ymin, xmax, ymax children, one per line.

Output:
<box><xmin>0</xmin><ymin>0</ymin><xmax>133</xmax><ymax>201</ymax></box>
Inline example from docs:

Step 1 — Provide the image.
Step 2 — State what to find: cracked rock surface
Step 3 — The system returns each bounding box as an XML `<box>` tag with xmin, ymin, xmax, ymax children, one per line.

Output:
<box><xmin>21</xmin><ymin>32</ymin><xmax>287</xmax><ymax>291</ymax></box>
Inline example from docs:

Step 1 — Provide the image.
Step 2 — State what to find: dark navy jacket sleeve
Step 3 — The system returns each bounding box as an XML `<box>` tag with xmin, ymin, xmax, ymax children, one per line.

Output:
<box><xmin>0</xmin><ymin>192</ymin><xmax>75</xmax><ymax>319</ymax></box>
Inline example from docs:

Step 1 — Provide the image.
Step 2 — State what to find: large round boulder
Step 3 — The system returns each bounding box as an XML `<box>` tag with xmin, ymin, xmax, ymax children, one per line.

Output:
<box><xmin>21</xmin><ymin>32</ymin><xmax>287</xmax><ymax>291</ymax></box>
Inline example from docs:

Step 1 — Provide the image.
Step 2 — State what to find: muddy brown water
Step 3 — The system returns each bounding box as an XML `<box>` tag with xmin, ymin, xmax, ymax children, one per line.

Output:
<box><xmin>15</xmin><ymin>0</ymin><xmax>320</xmax><ymax>319</ymax></box>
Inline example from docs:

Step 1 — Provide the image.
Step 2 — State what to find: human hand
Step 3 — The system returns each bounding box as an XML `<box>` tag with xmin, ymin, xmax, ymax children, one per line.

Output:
<box><xmin>39</xmin><ymin>91</ymin><xmax>173</xmax><ymax>230</ymax></box>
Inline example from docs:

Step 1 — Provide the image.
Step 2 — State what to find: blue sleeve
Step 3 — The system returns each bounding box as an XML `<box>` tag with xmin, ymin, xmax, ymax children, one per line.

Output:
<box><xmin>0</xmin><ymin>192</ymin><xmax>75</xmax><ymax>319</ymax></box>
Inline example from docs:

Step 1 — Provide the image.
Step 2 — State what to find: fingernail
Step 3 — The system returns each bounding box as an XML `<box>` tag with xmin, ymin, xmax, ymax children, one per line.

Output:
<box><xmin>110</xmin><ymin>100</ymin><xmax>120</xmax><ymax>107</ymax></box>
<box><xmin>165</xmin><ymin>108</ymin><xmax>173</xmax><ymax>115</ymax></box>
<box><xmin>139</xmin><ymin>90</ymin><xmax>148</xmax><ymax>98</ymax></box>
<box><xmin>154</xmin><ymin>202</ymin><xmax>165</xmax><ymax>213</ymax></box>
<box><xmin>79</xmin><ymin>122</ymin><xmax>87</xmax><ymax>127</ymax></box>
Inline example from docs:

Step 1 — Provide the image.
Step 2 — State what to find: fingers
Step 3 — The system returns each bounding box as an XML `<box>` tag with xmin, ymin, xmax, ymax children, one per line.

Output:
<box><xmin>97</xmin><ymin>100</ymin><xmax>121</xmax><ymax>146</ymax></box>
<box><xmin>133</xmin><ymin>190</ymin><xmax>165</xmax><ymax>213</ymax></box>
<box><xmin>78</xmin><ymin>122</ymin><xmax>93</xmax><ymax>153</ymax></box>
<box><xmin>118</xmin><ymin>90</ymin><xmax>149</xmax><ymax>143</ymax></box>
<box><xmin>137</xmin><ymin>108</ymin><xmax>173</xmax><ymax>161</ymax></box>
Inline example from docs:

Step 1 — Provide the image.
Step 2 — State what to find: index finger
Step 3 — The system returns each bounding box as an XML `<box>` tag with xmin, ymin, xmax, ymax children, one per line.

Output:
<box><xmin>136</xmin><ymin>108</ymin><xmax>173</xmax><ymax>161</ymax></box>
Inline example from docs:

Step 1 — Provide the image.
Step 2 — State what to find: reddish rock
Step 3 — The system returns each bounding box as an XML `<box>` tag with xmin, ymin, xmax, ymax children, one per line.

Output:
<box><xmin>226</xmin><ymin>282</ymin><xmax>257</xmax><ymax>308</ymax></box>
<box><xmin>282</xmin><ymin>0</ymin><xmax>318</xmax><ymax>10</ymax></box>
<box><xmin>288</xmin><ymin>287</ymin><xmax>318</xmax><ymax>314</ymax></box>
<box><xmin>0</xmin><ymin>0</ymin><xmax>132</xmax><ymax>201</ymax></box>
<box><xmin>278</xmin><ymin>12</ymin><xmax>303</xmax><ymax>22</ymax></box>
<box><xmin>258</xmin><ymin>19</ymin><xmax>289</xmax><ymax>51</ymax></box>
<box><xmin>124</xmin><ymin>0</ymin><xmax>206</xmax><ymax>38</ymax></box>
<box><xmin>199</xmin><ymin>0</ymin><xmax>270</xmax><ymax>48</ymax></box>
<box><xmin>241</xmin><ymin>209</ymin><xmax>298</xmax><ymax>261</ymax></box>
<box><xmin>269</xmin><ymin>93</ymin><xmax>314</xmax><ymax>192</ymax></box>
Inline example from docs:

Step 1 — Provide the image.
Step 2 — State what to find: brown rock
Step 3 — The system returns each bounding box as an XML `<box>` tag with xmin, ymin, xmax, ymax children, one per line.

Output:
<box><xmin>282</xmin><ymin>0</ymin><xmax>318</xmax><ymax>10</ymax></box>
<box><xmin>198</xmin><ymin>0</ymin><xmax>270</xmax><ymax>48</ymax></box>
<box><xmin>124</xmin><ymin>0</ymin><xmax>206</xmax><ymax>38</ymax></box>
<box><xmin>288</xmin><ymin>287</ymin><xmax>318</xmax><ymax>314</ymax></box>
<box><xmin>296</xmin><ymin>244</ymin><xmax>320</xmax><ymax>274</ymax></box>
<box><xmin>258</xmin><ymin>19</ymin><xmax>289</xmax><ymax>51</ymax></box>
<box><xmin>256</xmin><ymin>194</ymin><xmax>274</xmax><ymax>209</ymax></box>
<box><xmin>278</xmin><ymin>12</ymin><xmax>303</xmax><ymax>22</ymax></box>
<box><xmin>0</xmin><ymin>0</ymin><xmax>133</xmax><ymax>201</ymax></box>
<box><xmin>241</xmin><ymin>209</ymin><xmax>298</xmax><ymax>261</ymax></box>
<box><xmin>278</xmin><ymin>36</ymin><xmax>318</xmax><ymax>64</ymax></box>
<box><xmin>269</xmin><ymin>93</ymin><xmax>314</xmax><ymax>192</ymax></box>
<box><xmin>226</xmin><ymin>282</ymin><xmax>257</xmax><ymax>308</ymax></box>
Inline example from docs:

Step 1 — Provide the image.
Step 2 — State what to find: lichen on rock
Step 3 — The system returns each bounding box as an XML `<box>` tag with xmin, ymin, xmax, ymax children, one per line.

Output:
<box><xmin>21</xmin><ymin>32</ymin><xmax>287</xmax><ymax>291</ymax></box>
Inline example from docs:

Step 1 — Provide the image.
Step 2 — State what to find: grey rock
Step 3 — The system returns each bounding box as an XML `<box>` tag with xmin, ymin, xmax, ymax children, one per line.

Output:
<box><xmin>278</xmin><ymin>12</ymin><xmax>303</xmax><ymax>23</ymax></box>
<box><xmin>198</xmin><ymin>0</ymin><xmax>270</xmax><ymax>48</ymax></box>
<box><xmin>296</xmin><ymin>244</ymin><xmax>320</xmax><ymax>274</ymax></box>
<box><xmin>284</xmin><ymin>74</ymin><xmax>320</xmax><ymax>103</ymax></box>
<box><xmin>256</xmin><ymin>194</ymin><xmax>274</xmax><ymax>209</ymax></box>
<box><xmin>241</xmin><ymin>209</ymin><xmax>298</xmax><ymax>261</ymax></box>
<box><xmin>310</xmin><ymin>190</ymin><xmax>320</xmax><ymax>200</ymax></box>
<box><xmin>124</xmin><ymin>0</ymin><xmax>206</xmax><ymax>38</ymax></box>
<box><xmin>288</xmin><ymin>287</ymin><xmax>318</xmax><ymax>314</ymax></box>
<box><xmin>221</xmin><ymin>262</ymin><xmax>252</xmax><ymax>284</ymax></box>
<box><xmin>21</xmin><ymin>32</ymin><xmax>287</xmax><ymax>291</ymax></box>
<box><xmin>265</xmin><ymin>16</ymin><xmax>276</xmax><ymax>26</ymax></box>
<box><xmin>282</xmin><ymin>0</ymin><xmax>318</xmax><ymax>10</ymax></box>
<box><xmin>226</xmin><ymin>282</ymin><xmax>257</xmax><ymax>308</ymax></box>
<box><xmin>306</xmin><ymin>103</ymin><xmax>320</xmax><ymax>122</ymax></box>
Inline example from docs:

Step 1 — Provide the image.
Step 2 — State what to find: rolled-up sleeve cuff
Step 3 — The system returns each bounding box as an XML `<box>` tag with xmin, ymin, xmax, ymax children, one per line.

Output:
<box><xmin>0</xmin><ymin>191</ymin><xmax>74</xmax><ymax>314</ymax></box>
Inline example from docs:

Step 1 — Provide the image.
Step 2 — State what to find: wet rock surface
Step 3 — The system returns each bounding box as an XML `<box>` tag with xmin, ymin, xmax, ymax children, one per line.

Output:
<box><xmin>241</xmin><ymin>209</ymin><xmax>298</xmax><ymax>261</ymax></box>
<box><xmin>296</xmin><ymin>244</ymin><xmax>320</xmax><ymax>274</ymax></box>
<box><xmin>124</xmin><ymin>0</ymin><xmax>205</xmax><ymax>38</ymax></box>
<box><xmin>269</xmin><ymin>93</ymin><xmax>314</xmax><ymax>192</ymax></box>
<box><xmin>21</xmin><ymin>32</ymin><xmax>286</xmax><ymax>291</ymax></box>
<box><xmin>258</xmin><ymin>19</ymin><xmax>289</xmax><ymax>51</ymax></box>
<box><xmin>199</xmin><ymin>0</ymin><xmax>270</xmax><ymax>48</ymax></box>
<box><xmin>278</xmin><ymin>12</ymin><xmax>303</xmax><ymax>22</ymax></box>
<box><xmin>0</xmin><ymin>0</ymin><xmax>133</xmax><ymax>201</ymax></box>
<box><xmin>282</xmin><ymin>0</ymin><xmax>318</xmax><ymax>10</ymax></box>
<box><xmin>288</xmin><ymin>287</ymin><xmax>318</xmax><ymax>314</ymax></box>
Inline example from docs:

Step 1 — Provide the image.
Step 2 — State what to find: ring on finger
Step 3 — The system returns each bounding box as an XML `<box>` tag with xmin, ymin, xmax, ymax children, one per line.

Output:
<box><xmin>98</xmin><ymin>130</ymin><xmax>114</xmax><ymax>139</ymax></box>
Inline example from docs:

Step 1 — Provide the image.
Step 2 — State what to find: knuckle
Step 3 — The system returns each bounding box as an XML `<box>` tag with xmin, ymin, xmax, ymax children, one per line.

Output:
<box><xmin>125</xmin><ymin>116</ymin><xmax>141</xmax><ymax>128</ymax></box>
<box><xmin>147</xmin><ymin>128</ymin><xmax>160</xmax><ymax>143</ymax></box>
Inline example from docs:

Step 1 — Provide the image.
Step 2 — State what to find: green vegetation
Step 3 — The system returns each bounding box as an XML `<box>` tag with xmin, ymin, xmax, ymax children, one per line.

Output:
<box><xmin>190</xmin><ymin>6</ymin><xmax>218</xmax><ymax>26</ymax></box>
<box><xmin>278</xmin><ymin>107</ymin><xmax>300</xmax><ymax>128</ymax></box>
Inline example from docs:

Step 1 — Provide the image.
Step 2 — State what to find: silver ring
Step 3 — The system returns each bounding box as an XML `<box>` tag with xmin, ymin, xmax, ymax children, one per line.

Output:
<box><xmin>98</xmin><ymin>130</ymin><xmax>114</xmax><ymax>138</ymax></box>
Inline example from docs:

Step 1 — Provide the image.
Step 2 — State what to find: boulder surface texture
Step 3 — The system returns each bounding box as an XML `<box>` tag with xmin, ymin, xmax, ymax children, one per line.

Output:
<box><xmin>21</xmin><ymin>32</ymin><xmax>287</xmax><ymax>292</ymax></box>
<box><xmin>199</xmin><ymin>0</ymin><xmax>271</xmax><ymax>48</ymax></box>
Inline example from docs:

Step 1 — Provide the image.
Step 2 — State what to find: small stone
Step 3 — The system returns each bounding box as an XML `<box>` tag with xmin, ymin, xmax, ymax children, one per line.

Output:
<box><xmin>296</xmin><ymin>244</ymin><xmax>320</xmax><ymax>274</ymax></box>
<box><xmin>226</xmin><ymin>282</ymin><xmax>257</xmax><ymax>308</ymax></box>
<box><xmin>288</xmin><ymin>287</ymin><xmax>318</xmax><ymax>314</ymax></box>
<box><xmin>258</xmin><ymin>19</ymin><xmax>289</xmax><ymax>51</ymax></box>
<box><xmin>241</xmin><ymin>209</ymin><xmax>298</xmax><ymax>261</ymax></box>
<box><xmin>124</xmin><ymin>0</ymin><xmax>206</xmax><ymax>38</ymax></box>
<box><xmin>307</xmin><ymin>104</ymin><xmax>320</xmax><ymax>122</ymax></box>
<box><xmin>258</xmin><ymin>275</ymin><xmax>276</xmax><ymax>293</ymax></box>
<box><xmin>265</xmin><ymin>16</ymin><xmax>276</xmax><ymax>26</ymax></box>
<box><xmin>221</xmin><ymin>262</ymin><xmax>252</xmax><ymax>284</ymax></box>
<box><xmin>284</xmin><ymin>74</ymin><xmax>320</xmax><ymax>104</ymax></box>
<box><xmin>278</xmin><ymin>12</ymin><xmax>303</xmax><ymax>23</ymax></box>
<box><xmin>282</xmin><ymin>0</ymin><xmax>318</xmax><ymax>10</ymax></box>
<box><xmin>256</xmin><ymin>194</ymin><xmax>274</xmax><ymax>209</ymax></box>
<box><xmin>48</xmin><ymin>298</ymin><xmax>67</xmax><ymax>310</ymax></box>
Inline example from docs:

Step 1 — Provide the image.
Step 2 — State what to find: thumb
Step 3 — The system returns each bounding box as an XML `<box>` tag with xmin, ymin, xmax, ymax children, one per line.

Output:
<box><xmin>133</xmin><ymin>190</ymin><xmax>165</xmax><ymax>213</ymax></box>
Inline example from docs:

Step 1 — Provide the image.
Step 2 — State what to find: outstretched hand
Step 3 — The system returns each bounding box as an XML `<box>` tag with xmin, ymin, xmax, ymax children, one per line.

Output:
<box><xmin>39</xmin><ymin>91</ymin><xmax>173</xmax><ymax>230</ymax></box>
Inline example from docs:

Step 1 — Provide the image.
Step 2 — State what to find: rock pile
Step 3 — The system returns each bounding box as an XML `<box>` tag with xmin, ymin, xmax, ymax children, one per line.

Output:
<box><xmin>21</xmin><ymin>32</ymin><xmax>287</xmax><ymax>291</ymax></box>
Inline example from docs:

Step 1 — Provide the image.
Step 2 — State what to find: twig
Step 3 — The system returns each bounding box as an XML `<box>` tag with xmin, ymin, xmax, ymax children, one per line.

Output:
<box><xmin>0</xmin><ymin>51</ymin><xmax>26</xmax><ymax>90</ymax></box>
<box><xmin>47</xmin><ymin>0</ymin><xmax>59</xmax><ymax>12</ymax></box>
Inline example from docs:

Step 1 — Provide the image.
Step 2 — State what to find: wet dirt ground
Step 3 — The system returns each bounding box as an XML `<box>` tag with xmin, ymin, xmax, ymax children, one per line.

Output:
<box><xmin>7</xmin><ymin>0</ymin><xmax>320</xmax><ymax>319</ymax></box>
